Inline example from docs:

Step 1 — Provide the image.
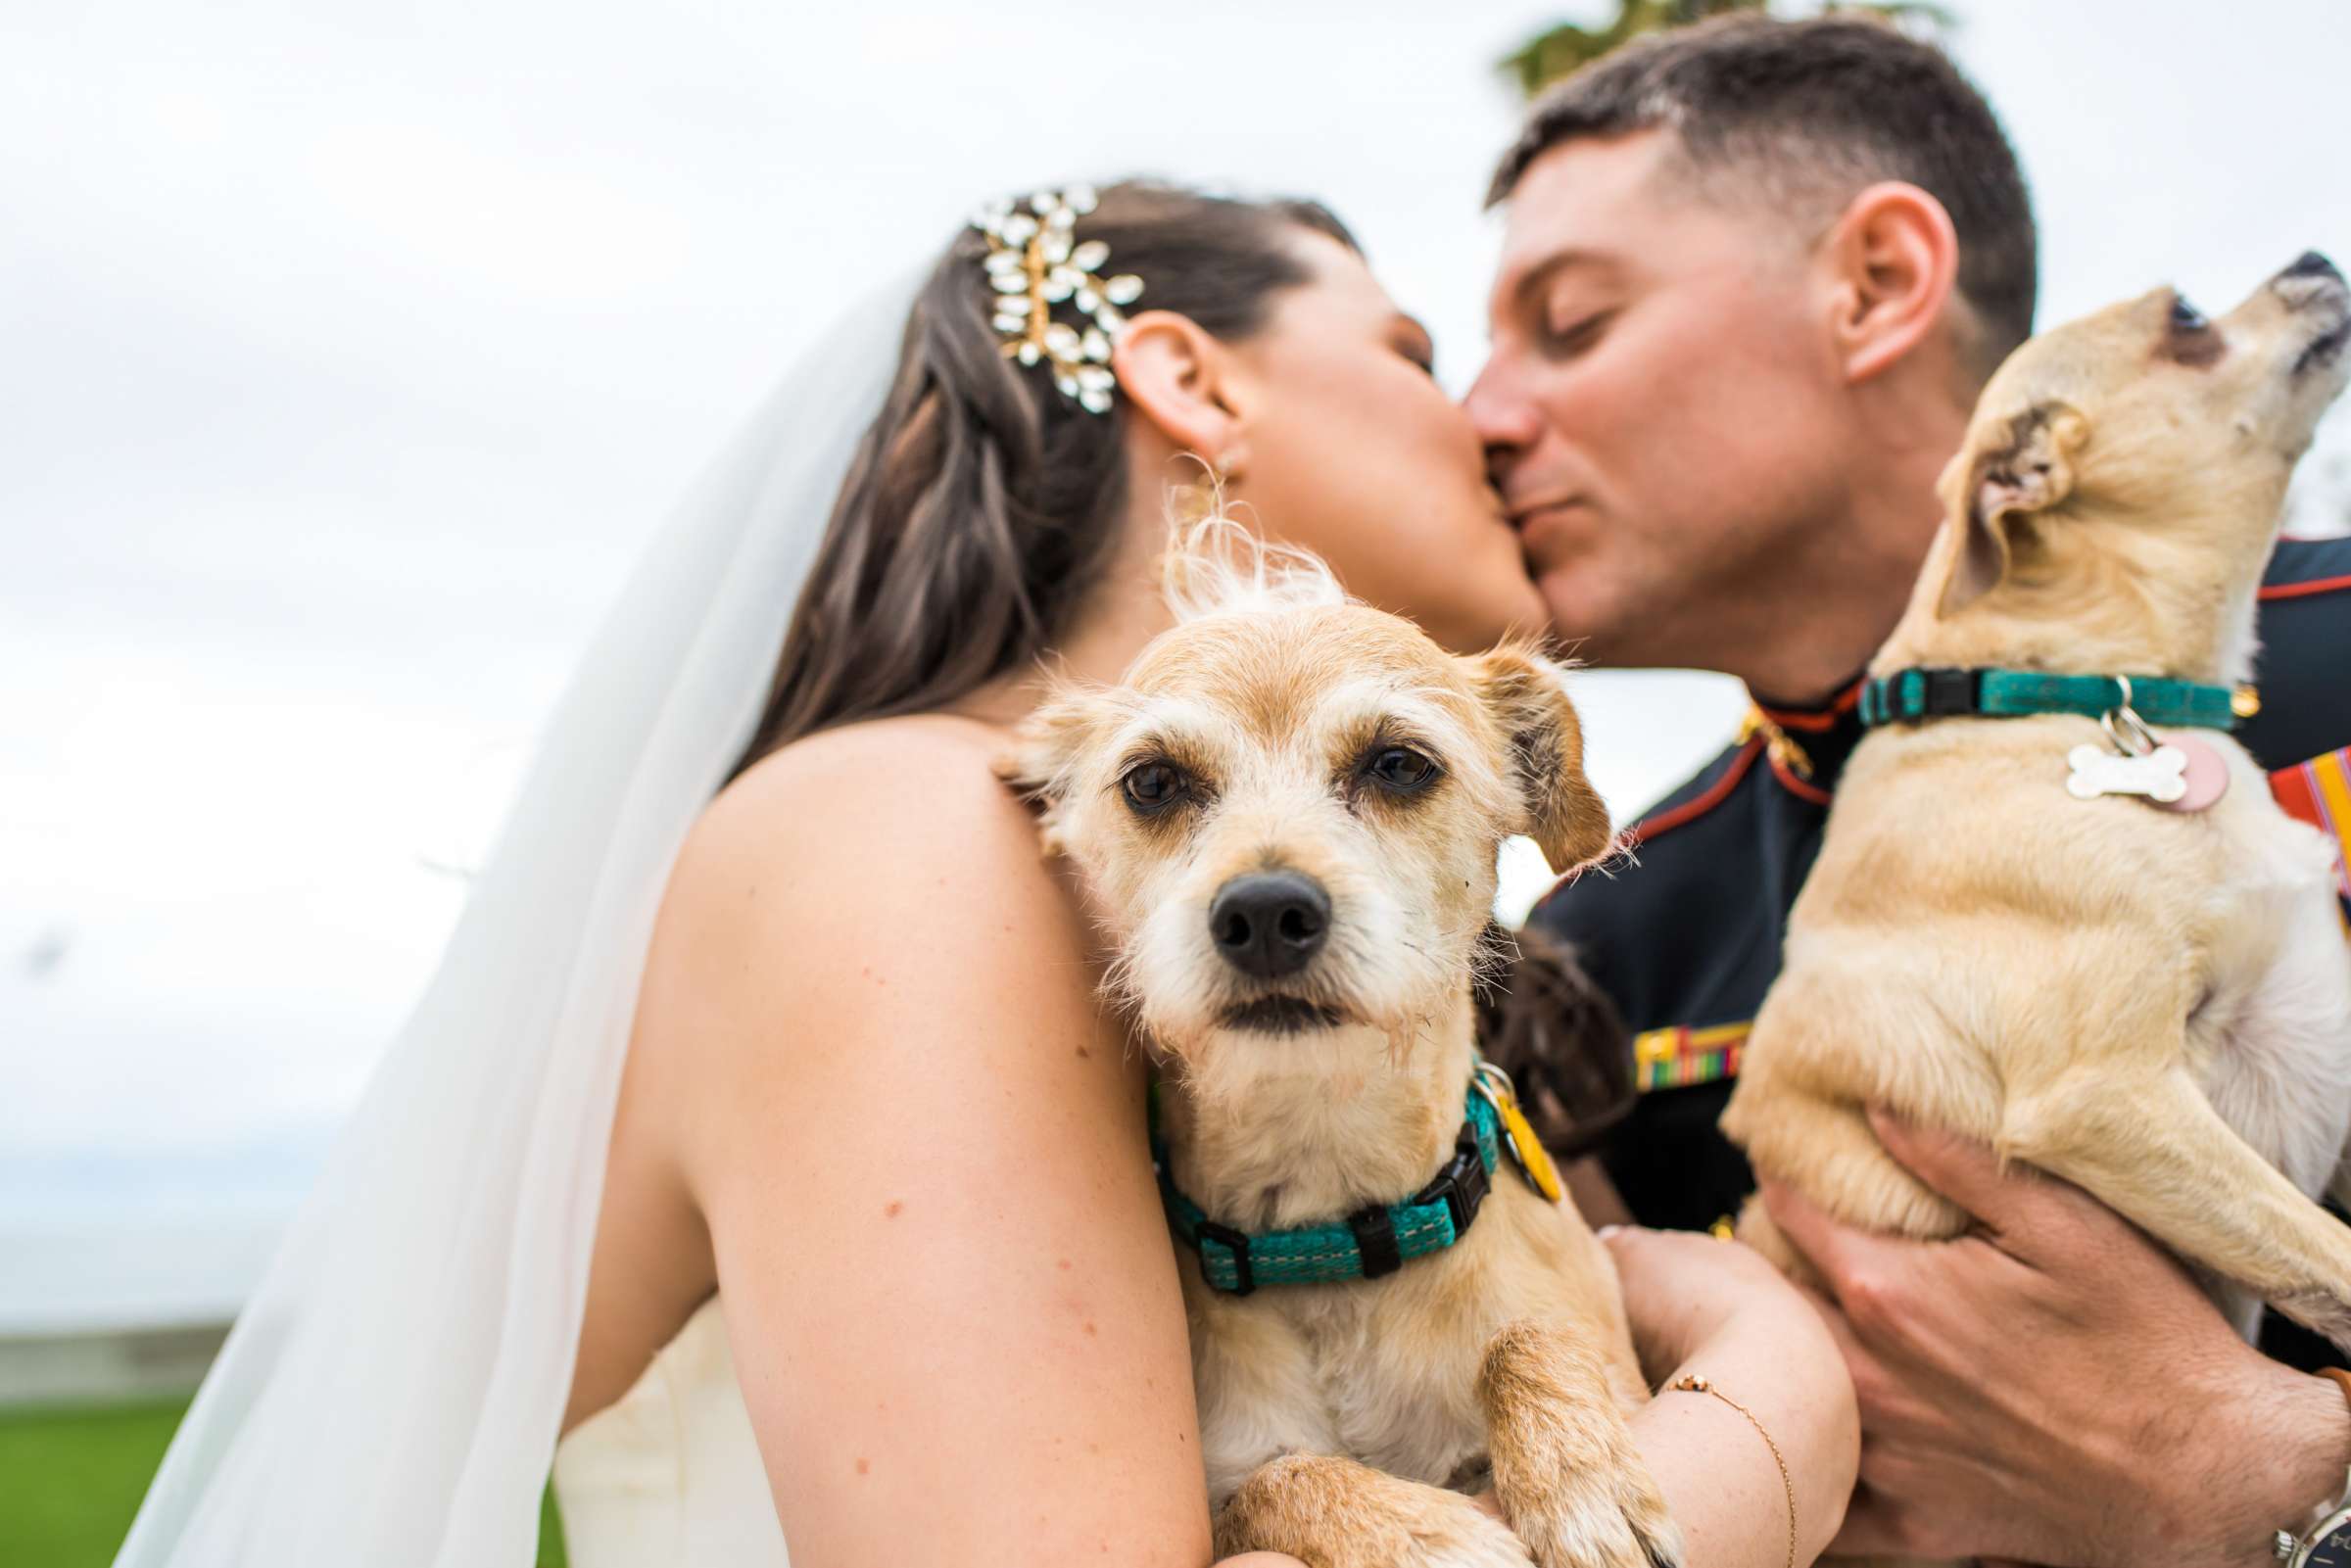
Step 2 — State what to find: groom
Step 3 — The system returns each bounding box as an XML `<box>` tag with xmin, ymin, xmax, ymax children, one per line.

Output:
<box><xmin>1470</xmin><ymin>16</ymin><xmax>2351</xmax><ymax>1566</ymax></box>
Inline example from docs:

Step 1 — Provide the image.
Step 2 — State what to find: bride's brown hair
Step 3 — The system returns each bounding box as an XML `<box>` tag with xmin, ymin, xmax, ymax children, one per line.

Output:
<box><xmin>734</xmin><ymin>180</ymin><xmax>1355</xmax><ymax>772</ymax></box>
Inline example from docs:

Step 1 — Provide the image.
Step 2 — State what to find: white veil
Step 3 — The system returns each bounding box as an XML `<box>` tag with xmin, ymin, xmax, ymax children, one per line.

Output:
<box><xmin>116</xmin><ymin>267</ymin><xmax>928</xmax><ymax>1567</ymax></box>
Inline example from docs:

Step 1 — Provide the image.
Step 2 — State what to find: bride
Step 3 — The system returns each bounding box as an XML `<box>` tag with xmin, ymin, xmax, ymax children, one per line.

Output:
<box><xmin>118</xmin><ymin>179</ymin><xmax>1855</xmax><ymax>1567</ymax></box>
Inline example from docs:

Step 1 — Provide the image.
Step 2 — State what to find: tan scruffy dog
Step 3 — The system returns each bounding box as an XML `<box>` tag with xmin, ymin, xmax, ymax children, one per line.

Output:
<box><xmin>1002</xmin><ymin>528</ymin><xmax>1679</xmax><ymax>1568</ymax></box>
<box><xmin>1724</xmin><ymin>254</ymin><xmax>2351</xmax><ymax>1360</ymax></box>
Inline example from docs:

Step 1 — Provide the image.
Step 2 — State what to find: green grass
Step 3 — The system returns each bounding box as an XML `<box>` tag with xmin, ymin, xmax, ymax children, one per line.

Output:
<box><xmin>0</xmin><ymin>1399</ymin><xmax>186</xmax><ymax>1567</ymax></box>
<box><xmin>0</xmin><ymin>1398</ymin><xmax>569</xmax><ymax>1567</ymax></box>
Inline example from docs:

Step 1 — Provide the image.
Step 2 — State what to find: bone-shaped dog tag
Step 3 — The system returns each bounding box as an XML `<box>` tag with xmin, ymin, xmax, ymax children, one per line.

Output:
<box><xmin>2066</xmin><ymin>743</ymin><xmax>2188</xmax><ymax>803</ymax></box>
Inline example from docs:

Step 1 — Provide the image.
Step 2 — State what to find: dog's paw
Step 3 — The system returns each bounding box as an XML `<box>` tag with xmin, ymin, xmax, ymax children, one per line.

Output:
<box><xmin>1400</xmin><ymin>1503</ymin><xmax>1543</xmax><ymax>1568</ymax></box>
<box><xmin>1216</xmin><ymin>1454</ymin><xmax>1535</xmax><ymax>1568</ymax></box>
<box><xmin>1507</xmin><ymin>1483</ymin><xmax>1681</xmax><ymax>1568</ymax></box>
<box><xmin>1479</xmin><ymin>1322</ymin><xmax>1685</xmax><ymax>1568</ymax></box>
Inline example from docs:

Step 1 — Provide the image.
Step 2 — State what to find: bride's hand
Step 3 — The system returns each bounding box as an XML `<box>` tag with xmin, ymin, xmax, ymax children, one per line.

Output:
<box><xmin>1604</xmin><ymin>1224</ymin><xmax>1860</xmax><ymax>1566</ymax></box>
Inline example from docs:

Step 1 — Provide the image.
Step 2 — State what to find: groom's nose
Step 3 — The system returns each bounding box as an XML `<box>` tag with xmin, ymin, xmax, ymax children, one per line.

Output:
<box><xmin>1463</xmin><ymin>352</ymin><xmax>1543</xmax><ymax>469</ymax></box>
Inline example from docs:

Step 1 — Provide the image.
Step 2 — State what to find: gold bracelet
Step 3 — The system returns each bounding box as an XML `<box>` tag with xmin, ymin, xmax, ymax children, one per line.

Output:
<box><xmin>1670</xmin><ymin>1372</ymin><xmax>1795</xmax><ymax>1568</ymax></box>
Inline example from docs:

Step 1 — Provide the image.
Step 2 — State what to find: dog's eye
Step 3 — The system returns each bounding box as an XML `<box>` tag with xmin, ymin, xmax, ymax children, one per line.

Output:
<box><xmin>1365</xmin><ymin>746</ymin><xmax>1440</xmax><ymax>793</ymax></box>
<box><xmin>1121</xmin><ymin>761</ymin><xmax>1188</xmax><ymax>814</ymax></box>
<box><xmin>2171</xmin><ymin>297</ymin><xmax>2208</xmax><ymax>332</ymax></box>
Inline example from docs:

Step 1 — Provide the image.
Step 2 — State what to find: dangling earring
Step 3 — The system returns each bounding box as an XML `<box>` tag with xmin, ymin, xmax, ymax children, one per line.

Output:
<box><xmin>1170</xmin><ymin>452</ymin><xmax>1229</xmax><ymax>530</ymax></box>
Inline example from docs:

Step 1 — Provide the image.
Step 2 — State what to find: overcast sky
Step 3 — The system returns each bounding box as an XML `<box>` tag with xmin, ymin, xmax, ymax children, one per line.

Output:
<box><xmin>5</xmin><ymin>0</ymin><xmax>2346</xmax><ymax>1327</ymax></box>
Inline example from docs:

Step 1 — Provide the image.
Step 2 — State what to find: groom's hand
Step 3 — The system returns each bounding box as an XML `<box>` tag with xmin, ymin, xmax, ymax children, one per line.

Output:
<box><xmin>1758</xmin><ymin>1108</ymin><xmax>2351</xmax><ymax>1568</ymax></box>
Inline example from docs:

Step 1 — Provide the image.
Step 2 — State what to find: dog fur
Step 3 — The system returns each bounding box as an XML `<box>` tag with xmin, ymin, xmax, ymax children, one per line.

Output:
<box><xmin>1722</xmin><ymin>258</ymin><xmax>2351</xmax><ymax>1363</ymax></box>
<box><xmin>1003</xmin><ymin>526</ymin><xmax>1678</xmax><ymax>1568</ymax></box>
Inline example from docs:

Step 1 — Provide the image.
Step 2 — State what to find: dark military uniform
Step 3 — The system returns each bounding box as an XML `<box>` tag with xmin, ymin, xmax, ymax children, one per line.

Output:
<box><xmin>1528</xmin><ymin>534</ymin><xmax>2351</xmax><ymax>1366</ymax></box>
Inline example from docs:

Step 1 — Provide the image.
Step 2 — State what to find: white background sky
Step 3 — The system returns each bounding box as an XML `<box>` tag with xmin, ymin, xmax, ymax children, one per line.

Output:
<box><xmin>5</xmin><ymin>0</ymin><xmax>2347</xmax><ymax>1329</ymax></box>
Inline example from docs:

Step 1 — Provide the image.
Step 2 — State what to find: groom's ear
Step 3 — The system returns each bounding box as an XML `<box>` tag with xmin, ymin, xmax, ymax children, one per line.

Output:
<box><xmin>1112</xmin><ymin>311</ymin><xmax>1245</xmax><ymax>472</ymax></box>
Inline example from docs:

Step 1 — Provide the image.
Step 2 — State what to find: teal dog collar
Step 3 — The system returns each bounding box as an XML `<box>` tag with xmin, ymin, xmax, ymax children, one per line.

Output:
<box><xmin>1156</xmin><ymin>1088</ymin><xmax>1503</xmax><ymax>1296</ymax></box>
<box><xmin>1858</xmin><ymin>667</ymin><xmax>2248</xmax><ymax>731</ymax></box>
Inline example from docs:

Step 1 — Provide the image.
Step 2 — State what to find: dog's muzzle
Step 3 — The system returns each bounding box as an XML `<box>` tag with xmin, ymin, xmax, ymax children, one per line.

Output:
<box><xmin>2277</xmin><ymin>251</ymin><xmax>2351</xmax><ymax>374</ymax></box>
<box><xmin>1209</xmin><ymin>870</ymin><xmax>1329</xmax><ymax>979</ymax></box>
<box><xmin>2282</xmin><ymin>250</ymin><xmax>2343</xmax><ymax>286</ymax></box>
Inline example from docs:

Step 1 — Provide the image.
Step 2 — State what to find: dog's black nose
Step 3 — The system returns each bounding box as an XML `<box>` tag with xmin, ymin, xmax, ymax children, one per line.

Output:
<box><xmin>2284</xmin><ymin>251</ymin><xmax>2342</xmax><ymax>282</ymax></box>
<box><xmin>1209</xmin><ymin>872</ymin><xmax>1330</xmax><ymax>978</ymax></box>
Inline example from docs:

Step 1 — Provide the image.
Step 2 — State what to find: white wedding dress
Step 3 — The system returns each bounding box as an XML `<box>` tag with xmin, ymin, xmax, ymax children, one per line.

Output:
<box><xmin>553</xmin><ymin>1298</ymin><xmax>791</xmax><ymax>1568</ymax></box>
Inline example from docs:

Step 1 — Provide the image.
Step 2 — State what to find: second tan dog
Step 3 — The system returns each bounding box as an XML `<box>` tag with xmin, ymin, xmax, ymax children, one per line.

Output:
<box><xmin>1004</xmin><ymin>528</ymin><xmax>1677</xmax><ymax>1568</ymax></box>
<box><xmin>1724</xmin><ymin>256</ymin><xmax>2351</xmax><ymax>1363</ymax></box>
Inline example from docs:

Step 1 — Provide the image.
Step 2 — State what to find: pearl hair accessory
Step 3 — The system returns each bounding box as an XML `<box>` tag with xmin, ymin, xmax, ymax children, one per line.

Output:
<box><xmin>975</xmin><ymin>185</ymin><xmax>1143</xmax><ymax>414</ymax></box>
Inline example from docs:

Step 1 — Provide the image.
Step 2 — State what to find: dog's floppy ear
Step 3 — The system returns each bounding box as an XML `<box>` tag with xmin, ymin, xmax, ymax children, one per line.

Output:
<box><xmin>1473</xmin><ymin>645</ymin><xmax>1612</xmax><ymax>876</ymax></box>
<box><xmin>994</xmin><ymin>686</ymin><xmax>1107</xmax><ymax>845</ymax></box>
<box><xmin>1932</xmin><ymin>402</ymin><xmax>2087</xmax><ymax>617</ymax></box>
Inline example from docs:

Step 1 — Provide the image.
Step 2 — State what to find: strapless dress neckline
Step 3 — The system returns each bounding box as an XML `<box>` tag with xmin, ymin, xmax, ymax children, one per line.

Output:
<box><xmin>553</xmin><ymin>1296</ymin><xmax>791</xmax><ymax>1567</ymax></box>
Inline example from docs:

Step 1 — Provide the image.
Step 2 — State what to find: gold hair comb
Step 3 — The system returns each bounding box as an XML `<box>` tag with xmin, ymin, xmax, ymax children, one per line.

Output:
<box><xmin>974</xmin><ymin>186</ymin><xmax>1142</xmax><ymax>414</ymax></box>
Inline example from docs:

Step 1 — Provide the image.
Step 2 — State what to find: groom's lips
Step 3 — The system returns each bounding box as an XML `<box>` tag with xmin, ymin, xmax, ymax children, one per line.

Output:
<box><xmin>1508</xmin><ymin>493</ymin><xmax>1583</xmax><ymax>524</ymax></box>
<box><xmin>1509</xmin><ymin>497</ymin><xmax>1588</xmax><ymax>553</ymax></box>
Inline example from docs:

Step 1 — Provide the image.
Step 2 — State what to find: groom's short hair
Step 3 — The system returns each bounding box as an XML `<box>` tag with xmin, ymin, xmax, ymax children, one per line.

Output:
<box><xmin>1489</xmin><ymin>15</ymin><xmax>2037</xmax><ymax>376</ymax></box>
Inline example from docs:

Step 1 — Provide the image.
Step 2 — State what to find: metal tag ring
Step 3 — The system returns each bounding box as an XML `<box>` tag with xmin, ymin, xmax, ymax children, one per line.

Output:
<box><xmin>2100</xmin><ymin>676</ymin><xmax>2161</xmax><ymax>756</ymax></box>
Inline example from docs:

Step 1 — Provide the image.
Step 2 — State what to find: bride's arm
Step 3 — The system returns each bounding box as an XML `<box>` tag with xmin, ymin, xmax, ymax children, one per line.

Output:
<box><xmin>1606</xmin><ymin>1225</ymin><xmax>1860</xmax><ymax>1565</ymax></box>
<box><xmin>643</xmin><ymin>725</ymin><xmax>1222</xmax><ymax>1568</ymax></box>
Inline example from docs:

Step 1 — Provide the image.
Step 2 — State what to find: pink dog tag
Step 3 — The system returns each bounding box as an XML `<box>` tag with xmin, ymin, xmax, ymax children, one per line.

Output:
<box><xmin>2154</xmin><ymin>735</ymin><xmax>2231</xmax><ymax>813</ymax></box>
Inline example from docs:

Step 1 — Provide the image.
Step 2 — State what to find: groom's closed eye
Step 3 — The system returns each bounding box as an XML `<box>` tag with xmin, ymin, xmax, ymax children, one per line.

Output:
<box><xmin>1541</xmin><ymin>306</ymin><xmax>1614</xmax><ymax>360</ymax></box>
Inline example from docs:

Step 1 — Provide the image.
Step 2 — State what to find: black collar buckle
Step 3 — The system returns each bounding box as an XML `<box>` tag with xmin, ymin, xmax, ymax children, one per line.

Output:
<box><xmin>1410</xmin><ymin>1120</ymin><xmax>1490</xmax><ymax>1241</ymax></box>
<box><xmin>1914</xmin><ymin>666</ymin><xmax>1984</xmax><ymax>718</ymax></box>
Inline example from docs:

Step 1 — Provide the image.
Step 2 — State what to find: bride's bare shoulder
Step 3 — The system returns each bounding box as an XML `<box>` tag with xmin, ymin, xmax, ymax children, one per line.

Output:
<box><xmin>706</xmin><ymin>710</ymin><xmax>1039</xmax><ymax>852</ymax></box>
<box><xmin>636</xmin><ymin>712</ymin><xmax>1128</xmax><ymax>1202</ymax></box>
<box><xmin>661</xmin><ymin>711</ymin><xmax>1077</xmax><ymax>966</ymax></box>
